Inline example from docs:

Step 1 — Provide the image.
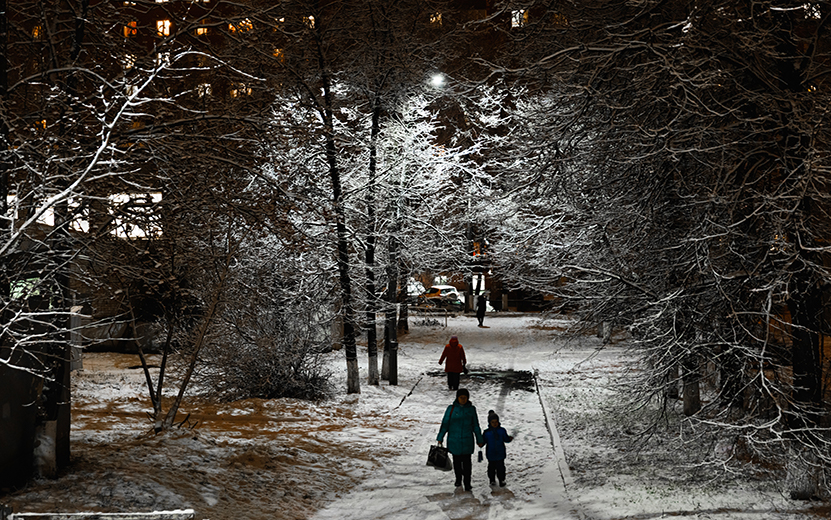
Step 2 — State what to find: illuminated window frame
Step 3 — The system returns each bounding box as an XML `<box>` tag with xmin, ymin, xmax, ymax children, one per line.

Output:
<box><xmin>157</xmin><ymin>19</ymin><xmax>172</xmax><ymax>37</ymax></box>
<box><xmin>197</xmin><ymin>83</ymin><xmax>212</xmax><ymax>97</ymax></box>
<box><xmin>804</xmin><ymin>3</ymin><xmax>822</xmax><ymax>19</ymax></box>
<box><xmin>156</xmin><ymin>52</ymin><xmax>171</xmax><ymax>67</ymax></box>
<box><xmin>4</xmin><ymin>194</ymin><xmax>88</xmax><ymax>231</ymax></box>
<box><xmin>124</xmin><ymin>21</ymin><xmax>138</xmax><ymax>38</ymax></box>
<box><xmin>511</xmin><ymin>9</ymin><xmax>528</xmax><ymax>28</ymax></box>
<box><xmin>229</xmin><ymin>18</ymin><xmax>254</xmax><ymax>33</ymax></box>
<box><xmin>109</xmin><ymin>193</ymin><xmax>164</xmax><ymax>239</ymax></box>
<box><xmin>230</xmin><ymin>83</ymin><xmax>253</xmax><ymax>97</ymax></box>
<box><xmin>122</xmin><ymin>54</ymin><xmax>137</xmax><ymax>71</ymax></box>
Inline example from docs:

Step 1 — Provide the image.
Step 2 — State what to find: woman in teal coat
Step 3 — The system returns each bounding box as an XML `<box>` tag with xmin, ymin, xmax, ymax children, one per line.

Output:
<box><xmin>436</xmin><ymin>388</ymin><xmax>484</xmax><ymax>491</ymax></box>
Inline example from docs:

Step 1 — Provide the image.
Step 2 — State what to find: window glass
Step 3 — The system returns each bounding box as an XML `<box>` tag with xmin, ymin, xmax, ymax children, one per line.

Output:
<box><xmin>124</xmin><ymin>21</ymin><xmax>137</xmax><ymax>38</ymax></box>
<box><xmin>157</xmin><ymin>19</ymin><xmax>171</xmax><ymax>36</ymax></box>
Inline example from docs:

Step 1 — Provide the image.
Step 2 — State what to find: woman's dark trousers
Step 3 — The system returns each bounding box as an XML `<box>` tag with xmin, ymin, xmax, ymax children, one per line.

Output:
<box><xmin>452</xmin><ymin>454</ymin><xmax>472</xmax><ymax>489</ymax></box>
<box><xmin>447</xmin><ymin>372</ymin><xmax>461</xmax><ymax>390</ymax></box>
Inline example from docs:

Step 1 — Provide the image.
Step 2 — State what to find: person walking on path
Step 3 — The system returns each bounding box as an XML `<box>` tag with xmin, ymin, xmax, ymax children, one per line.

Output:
<box><xmin>476</xmin><ymin>293</ymin><xmax>487</xmax><ymax>327</ymax></box>
<box><xmin>482</xmin><ymin>410</ymin><xmax>513</xmax><ymax>487</ymax></box>
<box><xmin>438</xmin><ymin>335</ymin><xmax>466</xmax><ymax>391</ymax></box>
<box><xmin>437</xmin><ymin>388</ymin><xmax>484</xmax><ymax>491</ymax></box>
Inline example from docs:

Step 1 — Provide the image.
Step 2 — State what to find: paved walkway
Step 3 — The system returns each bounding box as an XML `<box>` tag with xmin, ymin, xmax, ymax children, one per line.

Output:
<box><xmin>311</xmin><ymin>317</ymin><xmax>582</xmax><ymax>520</ymax></box>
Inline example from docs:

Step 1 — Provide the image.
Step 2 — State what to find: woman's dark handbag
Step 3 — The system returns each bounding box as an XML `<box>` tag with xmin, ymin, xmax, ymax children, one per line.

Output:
<box><xmin>427</xmin><ymin>444</ymin><xmax>452</xmax><ymax>471</ymax></box>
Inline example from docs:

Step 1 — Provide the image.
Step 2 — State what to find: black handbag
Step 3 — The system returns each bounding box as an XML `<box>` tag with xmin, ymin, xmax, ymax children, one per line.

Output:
<box><xmin>427</xmin><ymin>444</ymin><xmax>452</xmax><ymax>471</ymax></box>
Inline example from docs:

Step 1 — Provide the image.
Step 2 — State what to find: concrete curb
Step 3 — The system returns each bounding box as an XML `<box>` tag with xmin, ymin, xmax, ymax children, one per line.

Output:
<box><xmin>533</xmin><ymin>370</ymin><xmax>574</xmax><ymax>490</ymax></box>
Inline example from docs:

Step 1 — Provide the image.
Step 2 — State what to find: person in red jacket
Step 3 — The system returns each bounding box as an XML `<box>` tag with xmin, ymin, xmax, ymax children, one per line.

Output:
<box><xmin>439</xmin><ymin>335</ymin><xmax>467</xmax><ymax>391</ymax></box>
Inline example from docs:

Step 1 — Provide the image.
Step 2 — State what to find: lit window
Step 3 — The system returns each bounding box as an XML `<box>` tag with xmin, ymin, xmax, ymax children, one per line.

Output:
<box><xmin>197</xmin><ymin>83</ymin><xmax>212</xmax><ymax>97</ymax></box>
<box><xmin>123</xmin><ymin>1</ymin><xmax>136</xmax><ymax>5</ymax></box>
<box><xmin>430</xmin><ymin>12</ymin><xmax>442</xmax><ymax>25</ymax></box>
<box><xmin>33</xmin><ymin>119</ymin><xmax>47</xmax><ymax>132</ymax></box>
<box><xmin>157</xmin><ymin>19</ymin><xmax>171</xmax><ymax>36</ymax></box>
<box><xmin>109</xmin><ymin>193</ymin><xmax>163</xmax><ymax>239</ymax></box>
<box><xmin>511</xmin><ymin>9</ymin><xmax>528</xmax><ymax>28</ymax></box>
<box><xmin>156</xmin><ymin>52</ymin><xmax>170</xmax><ymax>67</ymax></box>
<box><xmin>229</xmin><ymin>18</ymin><xmax>254</xmax><ymax>32</ymax></box>
<box><xmin>156</xmin><ymin>0</ymin><xmax>170</xmax><ymax>3</ymax></box>
<box><xmin>124</xmin><ymin>21</ymin><xmax>138</xmax><ymax>38</ymax></box>
<box><xmin>230</xmin><ymin>83</ymin><xmax>252</xmax><ymax>97</ymax></box>
<box><xmin>4</xmin><ymin>195</ymin><xmax>14</xmax><ymax>220</ymax></box>
<box><xmin>304</xmin><ymin>16</ymin><xmax>315</xmax><ymax>28</ymax></box>
<box><xmin>196</xmin><ymin>22</ymin><xmax>209</xmax><ymax>36</ymax></box>
<box><xmin>804</xmin><ymin>3</ymin><xmax>822</xmax><ymax>19</ymax></box>
<box><xmin>273</xmin><ymin>48</ymin><xmax>285</xmax><ymax>61</ymax></box>
<box><xmin>6</xmin><ymin>195</ymin><xmax>54</xmax><ymax>226</ymax></box>
<box><xmin>122</xmin><ymin>54</ymin><xmax>136</xmax><ymax>71</ymax></box>
<box><xmin>32</xmin><ymin>25</ymin><xmax>43</xmax><ymax>40</ymax></box>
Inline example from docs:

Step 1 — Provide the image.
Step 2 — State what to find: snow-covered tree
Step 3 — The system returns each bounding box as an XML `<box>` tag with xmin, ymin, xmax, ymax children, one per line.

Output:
<box><xmin>481</xmin><ymin>0</ymin><xmax>831</xmax><ymax>496</ymax></box>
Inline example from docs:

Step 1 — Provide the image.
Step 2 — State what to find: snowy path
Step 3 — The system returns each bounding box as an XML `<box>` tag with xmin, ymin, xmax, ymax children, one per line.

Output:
<box><xmin>312</xmin><ymin>315</ymin><xmax>582</xmax><ymax>520</ymax></box>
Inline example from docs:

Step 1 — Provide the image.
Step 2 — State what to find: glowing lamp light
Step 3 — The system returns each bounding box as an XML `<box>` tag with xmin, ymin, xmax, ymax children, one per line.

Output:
<box><xmin>430</xmin><ymin>73</ymin><xmax>445</xmax><ymax>88</ymax></box>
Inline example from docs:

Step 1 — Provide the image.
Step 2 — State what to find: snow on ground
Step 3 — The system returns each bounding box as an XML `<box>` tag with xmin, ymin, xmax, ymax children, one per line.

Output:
<box><xmin>1</xmin><ymin>314</ymin><xmax>826</xmax><ymax>520</ymax></box>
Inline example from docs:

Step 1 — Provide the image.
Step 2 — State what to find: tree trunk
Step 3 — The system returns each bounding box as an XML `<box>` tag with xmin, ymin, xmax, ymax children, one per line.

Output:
<box><xmin>384</xmin><ymin>235</ymin><xmax>399</xmax><ymax>385</ymax></box>
<box><xmin>665</xmin><ymin>364</ymin><xmax>679</xmax><ymax>400</ymax></box>
<box><xmin>315</xmin><ymin>46</ymin><xmax>360</xmax><ymax>393</ymax></box>
<box><xmin>381</xmin><ymin>339</ymin><xmax>390</xmax><ymax>380</ymax></box>
<box><xmin>786</xmin><ymin>444</ymin><xmax>820</xmax><ymax>500</ymax></box>
<box><xmin>397</xmin><ymin>267</ymin><xmax>408</xmax><ymax>335</ymax></box>
<box><xmin>365</xmin><ymin>96</ymin><xmax>381</xmax><ymax>385</ymax></box>
<box><xmin>787</xmin><ymin>271</ymin><xmax>822</xmax><ymax>428</ymax></box>
<box><xmin>682</xmin><ymin>357</ymin><xmax>700</xmax><ymax>416</ymax></box>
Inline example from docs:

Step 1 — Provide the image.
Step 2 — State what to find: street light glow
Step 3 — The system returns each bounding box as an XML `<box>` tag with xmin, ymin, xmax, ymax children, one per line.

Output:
<box><xmin>430</xmin><ymin>73</ymin><xmax>445</xmax><ymax>88</ymax></box>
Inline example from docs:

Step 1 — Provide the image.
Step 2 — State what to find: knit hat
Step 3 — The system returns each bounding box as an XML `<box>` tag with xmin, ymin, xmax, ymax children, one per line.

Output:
<box><xmin>456</xmin><ymin>388</ymin><xmax>470</xmax><ymax>399</ymax></box>
<box><xmin>488</xmin><ymin>410</ymin><xmax>499</xmax><ymax>424</ymax></box>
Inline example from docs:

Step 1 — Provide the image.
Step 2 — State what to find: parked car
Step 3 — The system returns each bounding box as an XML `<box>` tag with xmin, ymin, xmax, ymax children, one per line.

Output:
<box><xmin>417</xmin><ymin>285</ymin><xmax>464</xmax><ymax>311</ymax></box>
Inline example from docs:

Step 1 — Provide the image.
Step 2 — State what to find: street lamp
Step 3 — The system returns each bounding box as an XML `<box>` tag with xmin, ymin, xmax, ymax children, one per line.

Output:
<box><xmin>430</xmin><ymin>73</ymin><xmax>445</xmax><ymax>89</ymax></box>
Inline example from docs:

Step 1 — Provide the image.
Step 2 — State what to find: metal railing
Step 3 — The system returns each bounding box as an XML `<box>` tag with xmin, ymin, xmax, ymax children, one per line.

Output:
<box><xmin>408</xmin><ymin>306</ymin><xmax>451</xmax><ymax>327</ymax></box>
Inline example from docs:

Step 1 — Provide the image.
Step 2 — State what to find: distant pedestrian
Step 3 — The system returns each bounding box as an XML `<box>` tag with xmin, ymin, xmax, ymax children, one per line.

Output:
<box><xmin>476</xmin><ymin>293</ymin><xmax>487</xmax><ymax>327</ymax></box>
<box><xmin>438</xmin><ymin>335</ymin><xmax>466</xmax><ymax>391</ymax></box>
<box><xmin>482</xmin><ymin>410</ymin><xmax>513</xmax><ymax>487</ymax></box>
<box><xmin>437</xmin><ymin>388</ymin><xmax>484</xmax><ymax>491</ymax></box>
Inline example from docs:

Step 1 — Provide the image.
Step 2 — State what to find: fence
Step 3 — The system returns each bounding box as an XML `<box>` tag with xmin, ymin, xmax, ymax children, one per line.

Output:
<box><xmin>408</xmin><ymin>306</ymin><xmax>451</xmax><ymax>327</ymax></box>
<box><xmin>0</xmin><ymin>508</ymin><xmax>195</xmax><ymax>520</ymax></box>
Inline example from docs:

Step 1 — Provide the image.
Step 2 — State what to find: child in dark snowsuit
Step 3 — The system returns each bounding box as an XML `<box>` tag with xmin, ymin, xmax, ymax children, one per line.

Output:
<box><xmin>482</xmin><ymin>410</ymin><xmax>513</xmax><ymax>487</ymax></box>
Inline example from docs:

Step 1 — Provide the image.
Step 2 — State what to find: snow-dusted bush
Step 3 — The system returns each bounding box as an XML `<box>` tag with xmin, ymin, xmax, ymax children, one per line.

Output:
<box><xmin>199</xmin><ymin>332</ymin><xmax>334</xmax><ymax>402</ymax></box>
